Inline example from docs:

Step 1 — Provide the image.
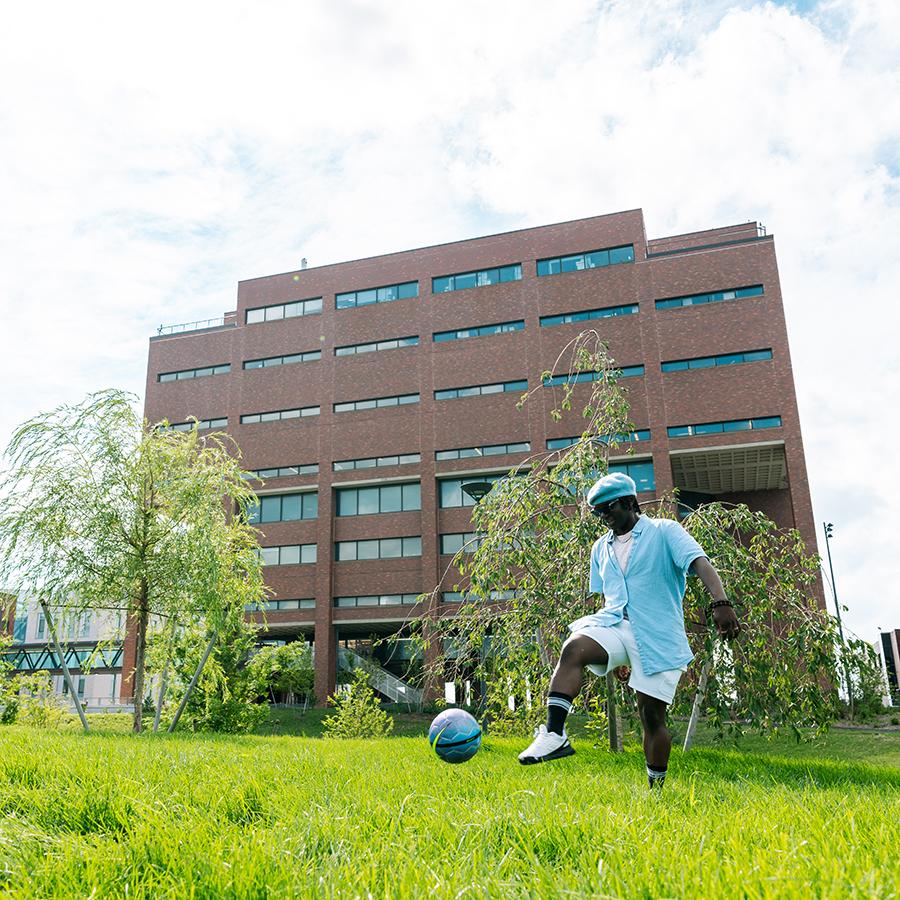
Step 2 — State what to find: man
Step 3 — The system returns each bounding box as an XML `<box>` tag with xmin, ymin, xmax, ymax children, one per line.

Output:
<box><xmin>518</xmin><ymin>471</ymin><xmax>740</xmax><ymax>788</ymax></box>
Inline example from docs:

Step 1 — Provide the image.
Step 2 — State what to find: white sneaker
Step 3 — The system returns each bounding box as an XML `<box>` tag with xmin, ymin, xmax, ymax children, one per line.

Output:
<box><xmin>518</xmin><ymin>724</ymin><xmax>575</xmax><ymax>765</ymax></box>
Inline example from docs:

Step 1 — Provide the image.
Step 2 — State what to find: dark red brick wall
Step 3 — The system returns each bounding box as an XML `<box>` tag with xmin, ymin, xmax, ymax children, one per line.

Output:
<box><xmin>139</xmin><ymin>208</ymin><xmax>818</xmax><ymax>702</ymax></box>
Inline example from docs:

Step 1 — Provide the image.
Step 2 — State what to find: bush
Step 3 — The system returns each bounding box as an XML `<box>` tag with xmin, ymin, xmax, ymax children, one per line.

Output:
<box><xmin>14</xmin><ymin>672</ymin><xmax>69</xmax><ymax>728</ymax></box>
<box><xmin>323</xmin><ymin>670</ymin><xmax>394</xmax><ymax>739</ymax></box>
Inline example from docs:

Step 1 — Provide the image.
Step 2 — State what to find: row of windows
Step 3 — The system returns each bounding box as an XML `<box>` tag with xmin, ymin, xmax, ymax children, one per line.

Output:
<box><xmin>542</xmin><ymin>366</ymin><xmax>644</xmax><ymax>386</ymax></box>
<box><xmin>435</xmin><ymin>441</ymin><xmax>530</xmax><ymax>461</ymax></box>
<box><xmin>440</xmin><ymin>532</ymin><xmax>485</xmax><ymax>555</ymax></box>
<box><xmin>443</xmin><ymin>590</ymin><xmax>517</xmax><ymax>603</ymax></box>
<box><xmin>537</xmin><ymin>244</ymin><xmax>635</xmax><ymax>276</ymax></box>
<box><xmin>247</xmin><ymin>463</ymin><xmax>319</xmax><ymax>480</ymax></box>
<box><xmin>434</xmin><ymin>379</ymin><xmax>527</xmax><ymax>401</ymax></box>
<box><xmin>433</xmin><ymin>320</ymin><xmax>524</xmax><ymax>343</ymax></box>
<box><xmin>244</xmin><ymin>350</ymin><xmax>321</xmax><ymax>369</ymax></box>
<box><xmin>661</xmin><ymin>349</ymin><xmax>772</xmax><ymax>372</ymax></box>
<box><xmin>158</xmin><ymin>364</ymin><xmax>230</xmax><ymax>382</ymax></box>
<box><xmin>655</xmin><ymin>285</ymin><xmax>764</xmax><ymax>310</ymax></box>
<box><xmin>333</xmin><ymin>453</ymin><xmax>420</xmax><ymax>471</ymax></box>
<box><xmin>540</xmin><ymin>304</ymin><xmax>638</xmax><ymax>328</ymax></box>
<box><xmin>335</xmin><ymin>336</ymin><xmax>418</xmax><ymax>356</ymax></box>
<box><xmin>546</xmin><ymin>430</ymin><xmax>651</xmax><ymax>450</ymax></box>
<box><xmin>333</xmin><ymin>393</ymin><xmax>420</xmax><ymax>413</ymax></box>
<box><xmin>242</xmin><ymin>275</ymin><xmax>759</xmax><ymax>329</ymax></box>
<box><xmin>247</xmin><ymin>492</ymin><xmax>318</xmax><ymax>524</ymax></box>
<box><xmin>336</xmin><ymin>483</ymin><xmax>421</xmax><ymax>516</ymax></box>
<box><xmin>241</xmin><ymin>406</ymin><xmax>320</xmax><ymax>425</ymax></box>
<box><xmin>165</xmin><ymin>418</ymin><xmax>228</xmax><ymax>432</ymax></box>
<box><xmin>247</xmin><ymin>598</ymin><xmax>315</xmax><ymax>611</ymax></box>
<box><xmin>246</xmin><ymin>296</ymin><xmax>323</xmax><ymax>324</ymax></box>
<box><xmin>336</xmin><ymin>281</ymin><xmax>419</xmax><ymax>309</ymax></box>
<box><xmin>335</xmin><ymin>536</ymin><xmax>422</xmax><ymax>560</ymax></box>
<box><xmin>433</xmin><ymin>264</ymin><xmax>522</xmax><ymax>294</ymax></box>
<box><xmin>439</xmin><ymin>474</ymin><xmax>506</xmax><ymax>509</ymax></box>
<box><xmin>259</xmin><ymin>544</ymin><xmax>318</xmax><ymax>566</ymax></box>
<box><xmin>334</xmin><ymin>594</ymin><xmax>419</xmax><ymax>608</ymax></box>
<box><xmin>668</xmin><ymin>416</ymin><xmax>782</xmax><ymax>437</ymax></box>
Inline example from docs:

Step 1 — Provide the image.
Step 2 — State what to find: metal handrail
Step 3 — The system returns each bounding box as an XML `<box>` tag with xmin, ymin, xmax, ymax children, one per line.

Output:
<box><xmin>157</xmin><ymin>317</ymin><xmax>231</xmax><ymax>336</ymax></box>
<box><xmin>337</xmin><ymin>648</ymin><xmax>423</xmax><ymax>707</ymax></box>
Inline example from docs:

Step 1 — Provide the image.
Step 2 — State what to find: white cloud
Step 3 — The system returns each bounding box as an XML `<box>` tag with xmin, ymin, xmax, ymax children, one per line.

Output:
<box><xmin>0</xmin><ymin>0</ymin><xmax>897</xmax><ymax>641</ymax></box>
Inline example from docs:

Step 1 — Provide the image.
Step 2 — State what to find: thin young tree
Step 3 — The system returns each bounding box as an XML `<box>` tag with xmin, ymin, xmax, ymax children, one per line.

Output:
<box><xmin>0</xmin><ymin>390</ymin><xmax>267</xmax><ymax>732</ymax></box>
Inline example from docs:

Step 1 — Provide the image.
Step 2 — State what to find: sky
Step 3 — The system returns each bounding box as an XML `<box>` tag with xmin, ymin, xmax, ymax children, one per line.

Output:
<box><xmin>0</xmin><ymin>0</ymin><xmax>897</xmax><ymax>644</ymax></box>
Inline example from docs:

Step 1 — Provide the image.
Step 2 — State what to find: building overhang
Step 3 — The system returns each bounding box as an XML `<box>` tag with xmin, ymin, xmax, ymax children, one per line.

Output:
<box><xmin>670</xmin><ymin>441</ymin><xmax>787</xmax><ymax>495</ymax></box>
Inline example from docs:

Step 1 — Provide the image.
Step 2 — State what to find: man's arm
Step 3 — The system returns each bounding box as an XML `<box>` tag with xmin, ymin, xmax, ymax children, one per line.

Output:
<box><xmin>689</xmin><ymin>556</ymin><xmax>740</xmax><ymax>640</ymax></box>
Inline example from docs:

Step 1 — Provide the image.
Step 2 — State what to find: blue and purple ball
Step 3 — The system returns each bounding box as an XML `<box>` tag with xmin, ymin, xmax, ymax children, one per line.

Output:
<box><xmin>429</xmin><ymin>708</ymin><xmax>482</xmax><ymax>763</ymax></box>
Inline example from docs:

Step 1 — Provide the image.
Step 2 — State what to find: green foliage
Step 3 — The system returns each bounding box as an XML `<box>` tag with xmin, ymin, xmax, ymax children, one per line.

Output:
<box><xmin>323</xmin><ymin>669</ymin><xmax>394</xmax><ymax>739</ymax></box>
<box><xmin>11</xmin><ymin>672</ymin><xmax>69</xmax><ymax>728</ymax></box>
<box><xmin>247</xmin><ymin>641</ymin><xmax>315</xmax><ymax>703</ymax></box>
<box><xmin>414</xmin><ymin>330</ymin><xmax>850</xmax><ymax>743</ymax></box>
<box><xmin>0</xmin><ymin>390</ymin><xmax>267</xmax><ymax>732</ymax></box>
<box><xmin>842</xmin><ymin>635</ymin><xmax>890</xmax><ymax>721</ymax></box>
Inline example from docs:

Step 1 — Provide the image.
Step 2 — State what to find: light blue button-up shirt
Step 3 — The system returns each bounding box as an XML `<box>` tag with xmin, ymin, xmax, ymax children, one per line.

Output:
<box><xmin>568</xmin><ymin>515</ymin><xmax>706</xmax><ymax>675</ymax></box>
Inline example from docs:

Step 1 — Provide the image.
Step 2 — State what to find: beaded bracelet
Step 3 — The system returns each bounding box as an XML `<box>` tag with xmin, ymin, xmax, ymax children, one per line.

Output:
<box><xmin>707</xmin><ymin>599</ymin><xmax>733</xmax><ymax>613</ymax></box>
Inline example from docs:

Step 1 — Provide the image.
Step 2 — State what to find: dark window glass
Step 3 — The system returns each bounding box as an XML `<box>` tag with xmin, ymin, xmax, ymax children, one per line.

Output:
<box><xmin>433</xmin><ymin>276</ymin><xmax>452</xmax><ymax>293</ymax></box>
<box><xmin>398</xmin><ymin>282</ymin><xmax>418</xmax><ymax>299</ymax></box>
<box><xmin>751</xmin><ymin>416</ymin><xmax>782</xmax><ymax>429</ymax></box>
<box><xmin>281</xmin><ymin>494</ymin><xmax>301</xmax><ymax>521</ymax></box>
<box><xmin>722</xmin><ymin>420</ymin><xmax>751</xmax><ymax>432</ymax></box>
<box><xmin>260</xmin><ymin>496</ymin><xmax>281</xmax><ymax>523</ymax></box>
<box><xmin>609</xmin><ymin>245</ymin><xmax>635</xmax><ymax>264</ymax></box>
<box><xmin>454</xmin><ymin>272</ymin><xmax>477</xmax><ymax>290</ymax></box>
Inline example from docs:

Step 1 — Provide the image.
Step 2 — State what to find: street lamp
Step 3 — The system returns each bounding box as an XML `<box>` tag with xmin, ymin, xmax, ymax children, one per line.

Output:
<box><xmin>461</xmin><ymin>481</ymin><xmax>493</xmax><ymax>503</ymax></box>
<box><xmin>823</xmin><ymin>521</ymin><xmax>853</xmax><ymax>717</ymax></box>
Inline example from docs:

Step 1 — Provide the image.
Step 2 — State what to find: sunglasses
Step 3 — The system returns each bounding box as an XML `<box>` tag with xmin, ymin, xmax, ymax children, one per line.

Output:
<box><xmin>590</xmin><ymin>497</ymin><xmax>626</xmax><ymax>517</ymax></box>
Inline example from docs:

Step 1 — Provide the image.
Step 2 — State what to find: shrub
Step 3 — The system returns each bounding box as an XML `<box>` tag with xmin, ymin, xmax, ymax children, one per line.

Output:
<box><xmin>14</xmin><ymin>672</ymin><xmax>69</xmax><ymax>728</ymax></box>
<box><xmin>323</xmin><ymin>669</ymin><xmax>394</xmax><ymax>739</ymax></box>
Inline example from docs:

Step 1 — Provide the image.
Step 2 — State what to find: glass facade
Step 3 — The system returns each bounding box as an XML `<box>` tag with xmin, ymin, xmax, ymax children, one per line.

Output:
<box><xmin>247</xmin><ymin>491</ymin><xmax>318</xmax><ymax>524</ymax></box>
<box><xmin>336</xmin><ymin>483</ymin><xmax>421</xmax><ymax>516</ymax></box>
<box><xmin>335</xmin><ymin>536</ymin><xmax>422</xmax><ymax>560</ymax></box>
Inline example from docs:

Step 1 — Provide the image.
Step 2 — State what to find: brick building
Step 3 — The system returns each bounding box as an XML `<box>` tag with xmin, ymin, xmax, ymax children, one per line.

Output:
<box><xmin>137</xmin><ymin>208</ymin><xmax>817</xmax><ymax>703</ymax></box>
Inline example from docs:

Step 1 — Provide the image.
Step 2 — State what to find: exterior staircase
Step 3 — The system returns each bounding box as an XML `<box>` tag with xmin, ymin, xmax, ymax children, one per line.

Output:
<box><xmin>337</xmin><ymin>648</ymin><xmax>423</xmax><ymax>709</ymax></box>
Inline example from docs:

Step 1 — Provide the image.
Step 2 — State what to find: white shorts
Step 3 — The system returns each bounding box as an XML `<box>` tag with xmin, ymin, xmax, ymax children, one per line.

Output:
<box><xmin>567</xmin><ymin>619</ymin><xmax>683</xmax><ymax>704</ymax></box>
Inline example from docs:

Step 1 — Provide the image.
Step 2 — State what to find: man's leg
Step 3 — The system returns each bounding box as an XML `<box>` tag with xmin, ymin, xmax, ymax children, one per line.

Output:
<box><xmin>519</xmin><ymin>635</ymin><xmax>609</xmax><ymax>765</ymax></box>
<box><xmin>636</xmin><ymin>691</ymin><xmax>670</xmax><ymax>789</ymax></box>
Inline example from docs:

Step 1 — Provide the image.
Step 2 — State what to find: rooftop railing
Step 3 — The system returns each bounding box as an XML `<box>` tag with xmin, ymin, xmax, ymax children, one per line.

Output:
<box><xmin>156</xmin><ymin>313</ymin><xmax>236</xmax><ymax>336</ymax></box>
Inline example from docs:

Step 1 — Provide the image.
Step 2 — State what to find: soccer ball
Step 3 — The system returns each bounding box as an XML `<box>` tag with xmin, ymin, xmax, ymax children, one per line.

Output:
<box><xmin>428</xmin><ymin>708</ymin><xmax>482</xmax><ymax>763</ymax></box>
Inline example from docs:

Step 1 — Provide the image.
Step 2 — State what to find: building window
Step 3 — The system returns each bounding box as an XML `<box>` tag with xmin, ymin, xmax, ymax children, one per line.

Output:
<box><xmin>334</xmin><ymin>594</ymin><xmax>419</xmax><ymax>608</ymax></box>
<box><xmin>435</xmin><ymin>441</ymin><xmax>530</xmax><ymax>461</ymax></box>
<box><xmin>439</xmin><ymin>474</ymin><xmax>508</xmax><ymax>509</ymax></box>
<box><xmin>540</xmin><ymin>304</ymin><xmax>638</xmax><ymax>328</ymax></box>
<box><xmin>13</xmin><ymin>615</ymin><xmax>27</xmax><ymax>643</ymax></box>
<box><xmin>432</xmin><ymin>264</ymin><xmax>522</xmax><ymax>294</ymax></box>
<box><xmin>258</xmin><ymin>544</ymin><xmax>317</xmax><ymax>566</ymax></box>
<box><xmin>335</xmin><ymin>336</ymin><xmax>419</xmax><ymax>356</ymax></box>
<box><xmin>246</xmin><ymin>297</ymin><xmax>322</xmax><ymax>324</ymax></box>
<box><xmin>162</xmin><ymin>418</ymin><xmax>228</xmax><ymax>432</ymax></box>
<box><xmin>435</xmin><ymin>379</ymin><xmax>527</xmax><ymax>401</ymax></box>
<box><xmin>655</xmin><ymin>285</ymin><xmax>764</xmax><ymax>310</ymax></box>
<box><xmin>247</xmin><ymin>491</ymin><xmax>318</xmax><ymax>524</ymax></box>
<box><xmin>335</xmin><ymin>536</ymin><xmax>422</xmax><ymax>560</ymax></box>
<box><xmin>609</xmin><ymin>460</ymin><xmax>655</xmax><ymax>493</ymax></box>
<box><xmin>547</xmin><ymin>431</ymin><xmax>650</xmax><ymax>450</ymax></box>
<box><xmin>336</xmin><ymin>282</ymin><xmax>418</xmax><ymax>309</ymax></box>
<box><xmin>433</xmin><ymin>320</ymin><xmax>525</xmax><ymax>343</ymax></box>
<box><xmin>537</xmin><ymin>245</ymin><xmax>634</xmax><ymax>276</ymax></box>
<box><xmin>440</xmin><ymin>532</ymin><xmax>486</xmax><ymax>554</ymax></box>
<box><xmin>667</xmin><ymin>416</ymin><xmax>782</xmax><ymax>437</ymax></box>
<box><xmin>158</xmin><ymin>364</ymin><xmax>230</xmax><ymax>382</ymax></box>
<box><xmin>246</xmin><ymin>463</ymin><xmax>319</xmax><ymax>480</ymax></box>
<box><xmin>333</xmin><ymin>453</ymin><xmax>420</xmax><ymax>471</ymax></box>
<box><xmin>247</xmin><ymin>598</ymin><xmax>315</xmax><ymax>612</ymax></box>
<box><xmin>244</xmin><ymin>350</ymin><xmax>321</xmax><ymax>370</ymax></box>
<box><xmin>333</xmin><ymin>394</ymin><xmax>420</xmax><ymax>413</ymax></box>
<box><xmin>542</xmin><ymin>367</ymin><xmax>644</xmax><ymax>386</ymax></box>
<box><xmin>336</xmin><ymin>483</ymin><xmax>421</xmax><ymax>516</ymax></box>
<box><xmin>241</xmin><ymin>406</ymin><xmax>320</xmax><ymax>425</ymax></box>
<box><xmin>661</xmin><ymin>349</ymin><xmax>773</xmax><ymax>372</ymax></box>
<box><xmin>443</xmin><ymin>589</ymin><xmax>517</xmax><ymax>603</ymax></box>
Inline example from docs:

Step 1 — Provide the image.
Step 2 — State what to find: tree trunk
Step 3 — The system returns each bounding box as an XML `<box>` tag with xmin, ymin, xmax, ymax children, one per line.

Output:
<box><xmin>606</xmin><ymin>672</ymin><xmax>622</xmax><ymax>752</ymax></box>
<box><xmin>131</xmin><ymin>581</ymin><xmax>150</xmax><ymax>733</ymax></box>
<box><xmin>153</xmin><ymin>621</ymin><xmax>177</xmax><ymax>733</ymax></box>
<box><xmin>168</xmin><ymin>631</ymin><xmax>217</xmax><ymax>733</ymax></box>
<box><xmin>683</xmin><ymin>655</ymin><xmax>713</xmax><ymax>752</ymax></box>
<box><xmin>40</xmin><ymin>600</ymin><xmax>89</xmax><ymax>733</ymax></box>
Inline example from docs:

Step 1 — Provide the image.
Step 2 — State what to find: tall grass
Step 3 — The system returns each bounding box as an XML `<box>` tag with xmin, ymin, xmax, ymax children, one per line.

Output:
<box><xmin>0</xmin><ymin>725</ymin><xmax>897</xmax><ymax>898</ymax></box>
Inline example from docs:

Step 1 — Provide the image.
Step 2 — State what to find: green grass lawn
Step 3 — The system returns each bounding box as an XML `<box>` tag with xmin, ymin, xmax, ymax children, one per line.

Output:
<box><xmin>0</xmin><ymin>720</ymin><xmax>897</xmax><ymax>898</ymax></box>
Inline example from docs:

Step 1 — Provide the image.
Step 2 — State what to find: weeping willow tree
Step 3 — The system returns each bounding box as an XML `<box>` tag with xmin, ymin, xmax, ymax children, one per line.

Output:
<box><xmin>413</xmin><ymin>332</ymin><xmax>866</xmax><ymax>743</ymax></box>
<box><xmin>0</xmin><ymin>390</ymin><xmax>267</xmax><ymax>732</ymax></box>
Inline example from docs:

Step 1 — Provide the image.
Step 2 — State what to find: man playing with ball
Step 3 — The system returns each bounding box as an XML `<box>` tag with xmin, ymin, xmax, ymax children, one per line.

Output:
<box><xmin>518</xmin><ymin>471</ymin><xmax>740</xmax><ymax>789</ymax></box>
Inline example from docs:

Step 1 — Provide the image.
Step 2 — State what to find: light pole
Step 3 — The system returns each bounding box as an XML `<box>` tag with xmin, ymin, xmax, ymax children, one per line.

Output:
<box><xmin>823</xmin><ymin>522</ymin><xmax>853</xmax><ymax>718</ymax></box>
<box><xmin>461</xmin><ymin>481</ymin><xmax>493</xmax><ymax>726</ymax></box>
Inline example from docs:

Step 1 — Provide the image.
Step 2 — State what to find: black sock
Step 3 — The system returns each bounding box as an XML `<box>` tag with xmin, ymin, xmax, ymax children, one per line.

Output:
<box><xmin>546</xmin><ymin>691</ymin><xmax>574</xmax><ymax>735</ymax></box>
<box><xmin>647</xmin><ymin>765</ymin><xmax>667</xmax><ymax>789</ymax></box>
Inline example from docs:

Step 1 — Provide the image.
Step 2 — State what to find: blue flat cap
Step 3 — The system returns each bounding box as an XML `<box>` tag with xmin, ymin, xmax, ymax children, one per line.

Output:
<box><xmin>586</xmin><ymin>472</ymin><xmax>637</xmax><ymax>507</ymax></box>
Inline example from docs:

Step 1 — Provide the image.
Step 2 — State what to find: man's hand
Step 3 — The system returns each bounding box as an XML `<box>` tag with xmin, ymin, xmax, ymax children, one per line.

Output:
<box><xmin>613</xmin><ymin>665</ymin><xmax>630</xmax><ymax>683</ymax></box>
<box><xmin>712</xmin><ymin>604</ymin><xmax>740</xmax><ymax>640</ymax></box>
